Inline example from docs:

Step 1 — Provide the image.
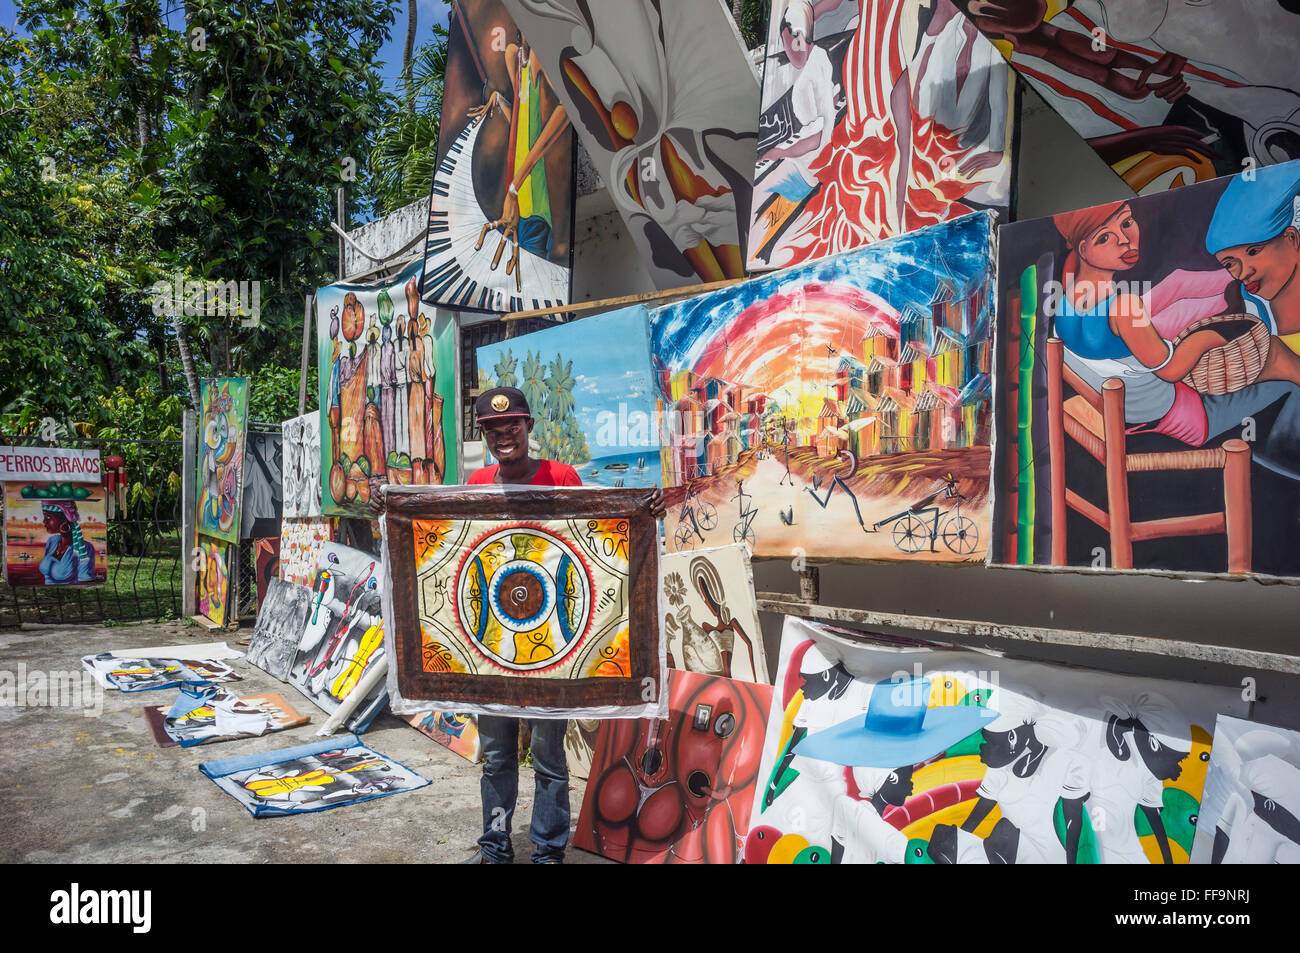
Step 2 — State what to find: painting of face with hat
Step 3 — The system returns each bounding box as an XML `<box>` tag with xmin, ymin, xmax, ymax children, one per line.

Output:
<box><xmin>747</xmin><ymin>617</ymin><xmax>1240</xmax><ymax>865</ymax></box>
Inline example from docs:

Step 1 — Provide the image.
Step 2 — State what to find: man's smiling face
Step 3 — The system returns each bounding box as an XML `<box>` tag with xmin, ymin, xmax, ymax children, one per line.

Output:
<box><xmin>482</xmin><ymin>416</ymin><xmax>533</xmax><ymax>464</ymax></box>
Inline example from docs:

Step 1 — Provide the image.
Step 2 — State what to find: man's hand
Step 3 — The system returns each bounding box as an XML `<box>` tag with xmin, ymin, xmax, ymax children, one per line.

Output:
<box><xmin>467</xmin><ymin>90</ymin><xmax>500</xmax><ymax>124</ymax></box>
<box><xmin>646</xmin><ymin>486</ymin><xmax>667</xmax><ymax>521</ymax></box>
<box><xmin>369</xmin><ymin>483</ymin><xmax>386</xmax><ymax>518</ymax></box>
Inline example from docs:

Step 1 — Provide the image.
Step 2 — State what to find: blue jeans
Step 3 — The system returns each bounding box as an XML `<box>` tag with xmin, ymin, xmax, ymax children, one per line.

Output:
<box><xmin>476</xmin><ymin>716</ymin><xmax>570</xmax><ymax>863</ymax></box>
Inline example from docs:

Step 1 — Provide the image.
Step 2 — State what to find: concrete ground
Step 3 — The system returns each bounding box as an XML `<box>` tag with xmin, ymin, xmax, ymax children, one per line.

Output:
<box><xmin>0</xmin><ymin>621</ymin><xmax>613</xmax><ymax>864</ymax></box>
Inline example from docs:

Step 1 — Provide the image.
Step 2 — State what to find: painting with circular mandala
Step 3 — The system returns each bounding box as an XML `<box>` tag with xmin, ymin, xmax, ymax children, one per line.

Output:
<box><xmin>379</xmin><ymin>485</ymin><xmax>665</xmax><ymax>718</ymax></box>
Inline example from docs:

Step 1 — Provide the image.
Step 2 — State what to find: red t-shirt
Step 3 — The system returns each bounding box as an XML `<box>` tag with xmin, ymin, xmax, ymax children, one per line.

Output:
<box><xmin>467</xmin><ymin>459</ymin><xmax>582</xmax><ymax>487</ymax></box>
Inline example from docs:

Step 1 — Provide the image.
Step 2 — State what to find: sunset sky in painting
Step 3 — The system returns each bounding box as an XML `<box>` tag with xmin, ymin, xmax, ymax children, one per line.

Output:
<box><xmin>652</xmin><ymin>212</ymin><xmax>994</xmax><ymax>403</ymax></box>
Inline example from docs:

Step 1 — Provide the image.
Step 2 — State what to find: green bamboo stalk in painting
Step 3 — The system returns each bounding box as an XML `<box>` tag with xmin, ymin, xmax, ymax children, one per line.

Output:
<box><xmin>1017</xmin><ymin>266</ymin><xmax>1036</xmax><ymax>563</ymax></box>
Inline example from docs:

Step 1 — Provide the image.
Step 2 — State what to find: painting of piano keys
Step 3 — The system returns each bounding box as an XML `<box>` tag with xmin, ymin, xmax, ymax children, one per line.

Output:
<box><xmin>574</xmin><ymin>669</ymin><xmax>773</xmax><ymax>864</ymax></box>
<box><xmin>280</xmin><ymin>516</ymin><xmax>334</xmax><ymax>586</ymax></box>
<box><xmin>144</xmin><ymin>686</ymin><xmax>309</xmax><ymax>748</ymax></box>
<box><xmin>281</xmin><ymin>412</ymin><xmax>322</xmax><ymax>517</ymax></box>
<box><xmin>652</xmin><ymin>211</ymin><xmax>995</xmax><ymax>562</ymax></box>
<box><xmin>196</xmin><ymin>377</ymin><xmax>249</xmax><ymax>545</ymax></box>
<box><xmin>248</xmin><ymin>577</ymin><xmax>316</xmax><ymax>682</ymax></box>
<box><xmin>379</xmin><ymin>485</ymin><xmax>665</xmax><ymax>719</ymax></box>
<box><xmin>286</xmin><ymin>541</ymin><xmax>389</xmax><ymax>732</ymax></box>
<box><xmin>500</xmin><ymin>0</ymin><xmax>759</xmax><ymax>290</ymax></box>
<box><xmin>199</xmin><ymin>733</ymin><xmax>430</xmax><ymax>817</ymax></box>
<box><xmin>421</xmin><ymin>0</ymin><xmax>574</xmax><ymax>315</ymax></box>
<box><xmin>476</xmin><ymin>305</ymin><xmax>660</xmax><ymax>489</ymax></box>
<box><xmin>3</xmin><ymin>475</ymin><xmax>107</xmax><ymax>587</ymax></box>
<box><xmin>405</xmin><ymin>710</ymin><xmax>483</xmax><ymax>764</ymax></box>
<box><xmin>958</xmin><ymin>0</ymin><xmax>1300</xmax><ymax>195</ymax></box>
<box><xmin>1191</xmin><ymin>715</ymin><xmax>1300</xmax><ymax>864</ymax></box>
<box><xmin>317</xmin><ymin>259</ymin><xmax>459</xmax><ymax>516</ymax></box>
<box><xmin>748</xmin><ymin>0</ymin><xmax>1014</xmax><ymax>272</ymax></box>
<box><xmin>993</xmin><ymin>160</ymin><xmax>1300</xmax><ymax>579</ymax></box>
<box><xmin>196</xmin><ymin>536</ymin><xmax>231</xmax><ymax>627</ymax></box>
<box><xmin>748</xmin><ymin>616</ymin><xmax>1242</xmax><ymax>864</ymax></box>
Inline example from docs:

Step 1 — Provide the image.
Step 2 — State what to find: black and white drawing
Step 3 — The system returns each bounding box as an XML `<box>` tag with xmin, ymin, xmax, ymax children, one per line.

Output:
<box><xmin>281</xmin><ymin>412</ymin><xmax>323</xmax><ymax>518</ymax></box>
<box><xmin>247</xmin><ymin>578</ymin><xmax>315</xmax><ymax>682</ymax></box>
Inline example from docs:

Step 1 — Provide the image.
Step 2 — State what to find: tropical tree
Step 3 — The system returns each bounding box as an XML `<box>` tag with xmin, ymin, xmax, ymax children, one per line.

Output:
<box><xmin>370</xmin><ymin>30</ymin><xmax>448</xmax><ymax>213</ymax></box>
<box><xmin>4</xmin><ymin>0</ymin><xmax>396</xmax><ymax>434</ymax></box>
<box><xmin>520</xmin><ymin>350</ymin><xmax>547</xmax><ymax>419</ymax></box>
<box><xmin>492</xmin><ymin>349</ymin><xmax>518</xmax><ymax>389</ymax></box>
<box><xmin>546</xmin><ymin>354</ymin><xmax>576</xmax><ymax>424</ymax></box>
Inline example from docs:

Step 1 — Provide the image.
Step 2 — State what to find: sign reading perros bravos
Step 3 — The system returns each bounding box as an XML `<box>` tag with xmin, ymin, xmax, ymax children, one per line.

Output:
<box><xmin>0</xmin><ymin>446</ymin><xmax>102</xmax><ymax>482</ymax></box>
<box><xmin>0</xmin><ymin>447</ymin><xmax>107</xmax><ymax>587</ymax></box>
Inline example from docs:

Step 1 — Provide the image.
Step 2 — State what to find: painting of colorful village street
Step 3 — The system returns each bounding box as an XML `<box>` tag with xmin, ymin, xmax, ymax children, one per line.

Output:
<box><xmin>650</xmin><ymin>212</ymin><xmax>994</xmax><ymax>562</ymax></box>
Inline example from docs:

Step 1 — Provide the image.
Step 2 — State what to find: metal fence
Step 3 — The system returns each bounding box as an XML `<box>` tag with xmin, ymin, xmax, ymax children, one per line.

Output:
<box><xmin>0</xmin><ymin>434</ymin><xmax>184</xmax><ymax>627</ymax></box>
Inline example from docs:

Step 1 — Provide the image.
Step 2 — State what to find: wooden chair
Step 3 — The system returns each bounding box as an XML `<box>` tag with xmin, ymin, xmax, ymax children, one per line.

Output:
<box><xmin>1045</xmin><ymin>337</ymin><xmax>1253</xmax><ymax>572</ymax></box>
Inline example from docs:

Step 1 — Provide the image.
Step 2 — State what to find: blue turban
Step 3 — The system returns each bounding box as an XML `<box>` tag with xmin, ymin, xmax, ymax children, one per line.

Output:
<box><xmin>1205</xmin><ymin>159</ymin><xmax>1300</xmax><ymax>255</ymax></box>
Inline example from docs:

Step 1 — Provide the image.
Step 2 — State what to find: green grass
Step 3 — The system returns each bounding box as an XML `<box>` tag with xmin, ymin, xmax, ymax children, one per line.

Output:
<box><xmin>0</xmin><ymin>552</ymin><xmax>183</xmax><ymax>627</ymax></box>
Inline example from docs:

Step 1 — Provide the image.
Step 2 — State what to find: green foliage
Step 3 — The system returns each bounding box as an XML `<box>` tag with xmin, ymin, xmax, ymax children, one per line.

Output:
<box><xmin>93</xmin><ymin>381</ymin><xmax>185</xmax><ymax>518</ymax></box>
<box><xmin>736</xmin><ymin>0</ymin><xmax>771</xmax><ymax>49</ymax></box>
<box><xmin>248</xmin><ymin>364</ymin><xmax>317</xmax><ymax>425</ymax></box>
<box><xmin>370</xmin><ymin>32</ymin><xmax>449</xmax><ymax>213</ymax></box>
<box><xmin>492</xmin><ymin>349</ymin><xmax>519</xmax><ymax>389</ymax></box>
<box><xmin>3</xmin><ymin>0</ymin><xmax>398</xmax><ymax>442</ymax></box>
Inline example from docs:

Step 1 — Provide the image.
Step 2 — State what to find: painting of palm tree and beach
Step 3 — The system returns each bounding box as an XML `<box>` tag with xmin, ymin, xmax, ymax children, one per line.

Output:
<box><xmin>475</xmin><ymin>305</ymin><xmax>661</xmax><ymax>489</ymax></box>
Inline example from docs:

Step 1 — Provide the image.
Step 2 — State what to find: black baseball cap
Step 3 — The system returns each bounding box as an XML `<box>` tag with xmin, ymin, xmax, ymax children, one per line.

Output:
<box><xmin>475</xmin><ymin>386</ymin><xmax>531</xmax><ymax>421</ymax></box>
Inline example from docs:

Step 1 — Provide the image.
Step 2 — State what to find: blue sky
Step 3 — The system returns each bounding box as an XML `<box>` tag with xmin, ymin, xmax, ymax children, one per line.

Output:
<box><xmin>477</xmin><ymin>306</ymin><xmax>660</xmax><ymax>460</ymax></box>
<box><xmin>0</xmin><ymin>0</ymin><xmax>451</xmax><ymax>95</ymax></box>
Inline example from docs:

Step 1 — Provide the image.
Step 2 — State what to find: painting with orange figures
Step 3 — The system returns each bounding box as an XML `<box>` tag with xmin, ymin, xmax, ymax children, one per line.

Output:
<box><xmin>317</xmin><ymin>258</ymin><xmax>460</xmax><ymax>517</ymax></box>
<box><xmin>379</xmin><ymin>484</ymin><xmax>665</xmax><ymax>719</ymax></box>
<box><xmin>651</xmin><ymin>211</ymin><xmax>995</xmax><ymax>562</ymax></box>
<box><xmin>196</xmin><ymin>536</ymin><xmax>231</xmax><ymax>626</ymax></box>
<box><xmin>4</xmin><ymin>480</ymin><xmax>107</xmax><ymax>587</ymax></box>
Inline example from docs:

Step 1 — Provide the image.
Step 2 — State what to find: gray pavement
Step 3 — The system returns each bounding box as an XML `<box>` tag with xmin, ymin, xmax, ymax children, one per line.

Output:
<box><xmin>0</xmin><ymin>621</ymin><xmax>612</xmax><ymax>864</ymax></box>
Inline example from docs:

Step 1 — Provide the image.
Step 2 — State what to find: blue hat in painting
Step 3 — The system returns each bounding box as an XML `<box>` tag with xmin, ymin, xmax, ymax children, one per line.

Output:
<box><xmin>1206</xmin><ymin>159</ymin><xmax>1300</xmax><ymax>254</ymax></box>
<box><xmin>794</xmin><ymin>677</ymin><xmax>995</xmax><ymax>768</ymax></box>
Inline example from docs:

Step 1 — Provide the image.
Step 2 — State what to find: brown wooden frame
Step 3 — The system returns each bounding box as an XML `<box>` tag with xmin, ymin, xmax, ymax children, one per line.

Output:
<box><xmin>383</xmin><ymin>485</ymin><xmax>661</xmax><ymax>710</ymax></box>
<box><xmin>1045</xmin><ymin>337</ymin><xmax>1253</xmax><ymax>573</ymax></box>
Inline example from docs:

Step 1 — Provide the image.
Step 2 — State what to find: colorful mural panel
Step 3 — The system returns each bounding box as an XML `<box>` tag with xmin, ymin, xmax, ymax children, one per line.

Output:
<box><xmin>196</xmin><ymin>377</ymin><xmax>249</xmax><ymax>545</ymax></box>
<box><xmin>476</xmin><ymin>306</ymin><xmax>660</xmax><ymax>489</ymax></box>
<box><xmin>500</xmin><ymin>0</ymin><xmax>759</xmax><ymax>289</ymax></box>
<box><xmin>993</xmin><ymin>159</ymin><xmax>1300</xmax><ymax>577</ymax></box>
<box><xmin>749</xmin><ymin>616</ymin><xmax>1241</xmax><ymax>864</ymax></box>
<box><xmin>318</xmin><ymin>260</ymin><xmax>459</xmax><ymax>516</ymax></box>
<box><xmin>652</xmin><ymin>211</ymin><xmax>995</xmax><ymax>562</ymax></box>
<box><xmin>749</xmin><ymin>0</ymin><xmax>1015</xmax><ymax>271</ymax></box>
<box><xmin>421</xmin><ymin>0</ymin><xmax>574</xmax><ymax>313</ymax></box>
<box><xmin>380</xmin><ymin>484</ymin><xmax>665</xmax><ymax>718</ymax></box>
